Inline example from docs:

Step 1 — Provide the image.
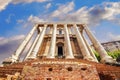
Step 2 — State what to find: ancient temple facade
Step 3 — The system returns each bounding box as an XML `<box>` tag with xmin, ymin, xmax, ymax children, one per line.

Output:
<box><xmin>1</xmin><ymin>22</ymin><xmax>120</xmax><ymax>80</ymax></box>
<box><xmin>8</xmin><ymin>22</ymin><xmax>115</xmax><ymax>63</ymax></box>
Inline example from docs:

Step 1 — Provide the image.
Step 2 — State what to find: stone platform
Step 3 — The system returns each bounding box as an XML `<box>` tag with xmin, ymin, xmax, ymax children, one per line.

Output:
<box><xmin>0</xmin><ymin>59</ymin><xmax>120</xmax><ymax>80</ymax></box>
<box><xmin>22</xmin><ymin>60</ymin><xmax>99</xmax><ymax>80</ymax></box>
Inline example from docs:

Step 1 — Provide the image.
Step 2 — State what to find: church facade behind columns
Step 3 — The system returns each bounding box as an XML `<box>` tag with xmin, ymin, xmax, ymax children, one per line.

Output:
<box><xmin>8</xmin><ymin>22</ymin><xmax>115</xmax><ymax>64</ymax></box>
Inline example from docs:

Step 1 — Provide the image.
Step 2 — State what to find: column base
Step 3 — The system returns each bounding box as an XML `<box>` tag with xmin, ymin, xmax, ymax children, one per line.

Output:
<box><xmin>100</xmin><ymin>56</ymin><xmax>116</xmax><ymax>64</ymax></box>
<box><xmin>84</xmin><ymin>56</ymin><xmax>98</xmax><ymax>62</ymax></box>
<box><xmin>26</xmin><ymin>56</ymin><xmax>37</xmax><ymax>60</ymax></box>
<box><xmin>2</xmin><ymin>57</ymin><xmax>14</xmax><ymax>65</ymax></box>
<box><xmin>2</xmin><ymin>54</ymin><xmax>19</xmax><ymax>65</ymax></box>
<box><xmin>66</xmin><ymin>55</ymin><xmax>74</xmax><ymax>59</ymax></box>
<box><xmin>11</xmin><ymin>54</ymin><xmax>19</xmax><ymax>63</ymax></box>
<box><xmin>46</xmin><ymin>56</ymin><xmax>55</xmax><ymax>59</ymax></box>
<box><xmin>25</xmin><ymin>57</ymin><xmax>37</xmax><ymax>61</ymax></box>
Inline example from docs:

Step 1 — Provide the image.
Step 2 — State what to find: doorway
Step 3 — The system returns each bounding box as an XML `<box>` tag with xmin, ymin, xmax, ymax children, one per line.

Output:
<box><xmin>58</xmin><ymin>46</ymin><xmax>63</xmax><ymax>57</ymax></box>
<box><xmin>57</xmin><ymin>42</ymin><xmax>64</xmax><ymax>58</ymax></box>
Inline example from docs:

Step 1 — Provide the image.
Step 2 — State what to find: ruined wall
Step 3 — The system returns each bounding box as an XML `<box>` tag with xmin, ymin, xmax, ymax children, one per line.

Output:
<box><xmin>22</xmin><ymin>60</ymin><xmax>100</xmax><ymax>80</ymax></box>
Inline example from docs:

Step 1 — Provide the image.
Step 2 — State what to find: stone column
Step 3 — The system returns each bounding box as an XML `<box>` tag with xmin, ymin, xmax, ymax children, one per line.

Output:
<box><xmin>64</xmin><ymin>24</ymin><xmax>74</xmax><ymax>59</ymax></box>
<box><xmin>43</xmin><ymin>39</ymin><xmax>50</xmax><ymax>57</ymax></box>
<box><xmin>81</xmin><ymin>33</ymin><xmax>98</xmax><ymax>62</ymax></box>
<box><xmin>84</xmin><ymin>25</ymin><xmax>116</xmax><ymax>63</ymax></box>
<box><xmin>25</xmin><ymin>30</ymin><xmax>41</xmax><ymax>60</ymax></box>
<box><xmin>71</xmin><ymin>39</ymin><xmax>76</xmax><ymax>57</ymax></box>
<box><xmin>68</xmin><ymin>27</ymin><xmax>72</xmax><ymax>34</ymax></box>
<box><xmin>73</xmin><ymin>24</ymin><xmax>94</xmax><ymax>61</ymax></box>
<box><xmin>11</xmin><ymin>24</ymin><xmax>38</xmax><ymax>62</ymax></box>
<box><xmin>29</xmin><ymin>24</ymin><xmax>47</xmax><ymax>59</ymax></box>
<box><xmin>47</xmin><ymin>24</ymin><xmax>57</xmax><ymax>58</ymax></box>
<box><xmin>49</xmin><ymin>27</ymin><xmax>53</xmax><ymax>34</ymax></box>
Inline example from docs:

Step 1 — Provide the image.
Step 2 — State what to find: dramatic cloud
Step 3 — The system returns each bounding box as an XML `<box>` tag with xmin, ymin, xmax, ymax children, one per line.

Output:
<box><xmin>59</xmin><ymin>6</ymin><xmax>89</xmax><ymax>23</ymax></box>
<box><xmin>0</xmin><ymin>35</ymin><xmax>25</xmax><ymax>64</ymax></box>
<box><xmin>19</xmin><ymin>1</ymin><xmax>119</xmax><ymax>26</ymax></box>
<box><xmin>48</xmin><ymin>1</ymin><xmax>120</xmax><ymax>26</ymax></box>
<box><xmin>0</xmin><ymin>35</ymin><xmax>24</xmax><ymax>46</ymax></box>
<box><xmin>88</xmin><ymin>2</ymin><xmax>120</xmax><ymax>25</ymax></box>
<box><xmin>50</xmin><ymin>1</ymin><xmax>74</xmax><ymax>18</ymax></box>
<box><xmin>22</xmin><ymin>1</ymin><xmax>74</xmax><ymax>26</ymax></box>
<box><xmin>0</xmin><ymin>0</ymin><xmax>49</xmax><ymax>11</ymax></box>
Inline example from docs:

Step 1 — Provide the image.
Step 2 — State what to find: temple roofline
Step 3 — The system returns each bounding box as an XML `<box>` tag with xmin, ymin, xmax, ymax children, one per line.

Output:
<box><xmin>34</xmin><ymin>22</ymin><xmax>86</xmax><ymax>27</ymax></box>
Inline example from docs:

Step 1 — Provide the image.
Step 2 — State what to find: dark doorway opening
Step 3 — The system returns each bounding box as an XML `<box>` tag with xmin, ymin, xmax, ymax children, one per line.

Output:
<box><xmin>58</xmin><ymin>46</ymin><xmax>63</xmax><ymax>57</ymax></box>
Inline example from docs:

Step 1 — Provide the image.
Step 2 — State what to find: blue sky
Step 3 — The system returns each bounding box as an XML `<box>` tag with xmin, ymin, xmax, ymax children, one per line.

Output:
<box><xmin>0</xmin><ymin>0</ymin><xmax>120</xmax><ymax>64</ymax></box>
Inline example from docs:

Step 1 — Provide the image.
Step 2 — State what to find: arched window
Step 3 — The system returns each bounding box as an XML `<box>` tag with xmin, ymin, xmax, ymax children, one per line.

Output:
<box><xmin>59</xmin><ymin>30</ymin><xmax>62</xmax><ymax>34</ymax></box>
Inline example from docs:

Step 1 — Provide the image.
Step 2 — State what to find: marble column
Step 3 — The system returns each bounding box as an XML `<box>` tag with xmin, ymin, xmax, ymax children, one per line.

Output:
<box><xmin>25</xmin><ymin>30</ymin><xmax>41</xmax><ymax>60</ymax></box>
<box><xmin>84</xmin><ymin>25</ymin><xmax>116</xmax><ymax>63</ymax></box>
<box><xmin>71</xmin><ymin>39</ymin><xmax>76</xmax><ymax>57</ymax></box>
<box><xmin>49</xmin><ymin>27</ymin><xmax>53</xmax><ymax>34</ymax></box>
<box><xmin>81</xmin><ymin>33</ymin><xmax>98</xmax><ymax>62</ymax></box>
<box><xmin>11</xmin><ymin>24</ymin><xmax>38</xmax><ymax>62</ymax></box>
<box><xmin>64</xmin><ymin>24</ymin><xmax>74</xmax><ymax>59</ymax></box>
<box><xmin>29</xmin><ymin>25</ymin><xmax>47</xmax><ymax>59</ymax></box>
<box><xmin>47</xmin><ymin>24</ymin><xmax>57</xmax><ymax>58</ymax></box>
<box><xmin>73</xmin><ymin>24</ymin><xmax>94</xmax><ymax>61</ymax></box>
<box><xmin>43</xmin><ymin>39</ymin><xmax>50</xmax><ymax>57</ymax></box>
<box><xmin>68</xmin><ymin>27</ymin><xmax>72</xmax><ymax>34</ymax></box>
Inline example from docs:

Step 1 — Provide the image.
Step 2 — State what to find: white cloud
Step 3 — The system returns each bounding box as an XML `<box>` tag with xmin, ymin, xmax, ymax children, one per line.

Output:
<box><xmin>20</xmin><ymin>15</ymin><xmax>46</xmax><ymax>28</ymax></box>
<box><xmin>0</xmin><ymin>35</ymin><xmax>25</xmax><ymax>64</ymax></box>
<box><xmin>16</xmin><ymin>14</ymin><xmax>47</xmax><ymax>28</ymax></box>
<box><xmin>0</xmin><ymin>0</ymin><xmax>49</xmax><ymax>11</ymax></box>
<box><xmin>88</xmin><ymin>2</ymin><xmax>120</xmax><ymax>25</ymax></box>
<box><xmin>0</xmin><ymin>0</ymin><xmax>12</xmax><ymax>11</ymax></box>
<box><xmin>48</xmin><ymin>1</ymin><xmax>120</xmax><ymax>26</ymax></box>
<box><xmin>0</xmin><ymin>35</ymin><xmax>25</xmax><ymax>46</ymax></box>
<box><xmin>61</xmin><ymin>6</ymin><xmax>89</xmax><ymax>23</ymax></box>
<box><xmin>108</xmin><ymin>32</ymin><xmax>120</xmax><ymax>41</ymax></box>
<box><xmin>12</xmin><ymin>0</ymin><xmax>49</xmax><ymax>4</ymax></box>
<box><xmin>17</xmin><ymin>19</ymin><xmax>25</xmax><ymax>24</ymax></box>
<box><xmin>51</xmin><ymin>1</ymin><xmax>74</xmax><ymax>18</ymax></box>
<box><xmin>103</xmin><ymin>2</ymin><xmax>120</xmax><ymax>24</ymax></box>
<box><xmin>28</xmin><ymin>15</ymin><xmax>45</xmax><ymax>23</ymax></box>
<box><xmin>45</xmin><ymin>3</ymin><xmax>51</xmax><ymax>9</ymax></box>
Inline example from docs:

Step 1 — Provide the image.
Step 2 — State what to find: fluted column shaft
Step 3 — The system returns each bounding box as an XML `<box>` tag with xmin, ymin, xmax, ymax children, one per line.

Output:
<box><xmin>11</xmin><ymin>24</ymin><xmax>38</xmax><ymax>62</ymax></box>
<box><xmin>43</xmin><ymin>39</ymin><xmax>50</xmax><ymax>57</ymax></box>
<box><xmin>64</xmin><ymin>24</ymin><xmax>74</xmax><ymax>58</ymax></box>
<box><xmin>30</xmin><ymin>25</ymin><xmax>47</xmax><ymax>59</ymax></box>
<box><xmin>84</xmin><ymin>26</ymin><xmax>115</xmax><ymax>63</ymax></box>
<box><xmin>47</xmin><ymin>24</ymin><xmax>57</xmax><ymax>58</ymax></box>
<box><xmin>81</xmin><ymin>34</ymin><xmax>98</xmax><ymax>62</ymax></box>
<box><xmin>49</xmin><ymin>27</ymin><xmax>53</xmax><ymax>34</ymax></box>
<box><xmin>25</xmin><ymin>31</ymin><xmax>41</xmax><ymax>60</ymax></box>
<box><xmin>74</xmin><ymin>24</ymin><xmax>94</xmax><ymax>61</ymax></box>
<box><xmin>68</xmin><ymin>27</ymin><xmax>72</xmax><ymax>34</ymax></box>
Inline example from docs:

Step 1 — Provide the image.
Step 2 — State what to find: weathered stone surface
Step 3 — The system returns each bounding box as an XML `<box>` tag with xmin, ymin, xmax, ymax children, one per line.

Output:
<box><xmin>22</xmin><ymin>60</ymin><xmax>100</xmax><ymax>80</ymax></box>
<box><xmin>6</xmin><ymin>72</ymin><xmax>23</xmax><ymax>80</ymax></box>
<box><xmin>0</xmin><ymin>59</ymin><xmax>120</xmax><ymax>80</ymax></box>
